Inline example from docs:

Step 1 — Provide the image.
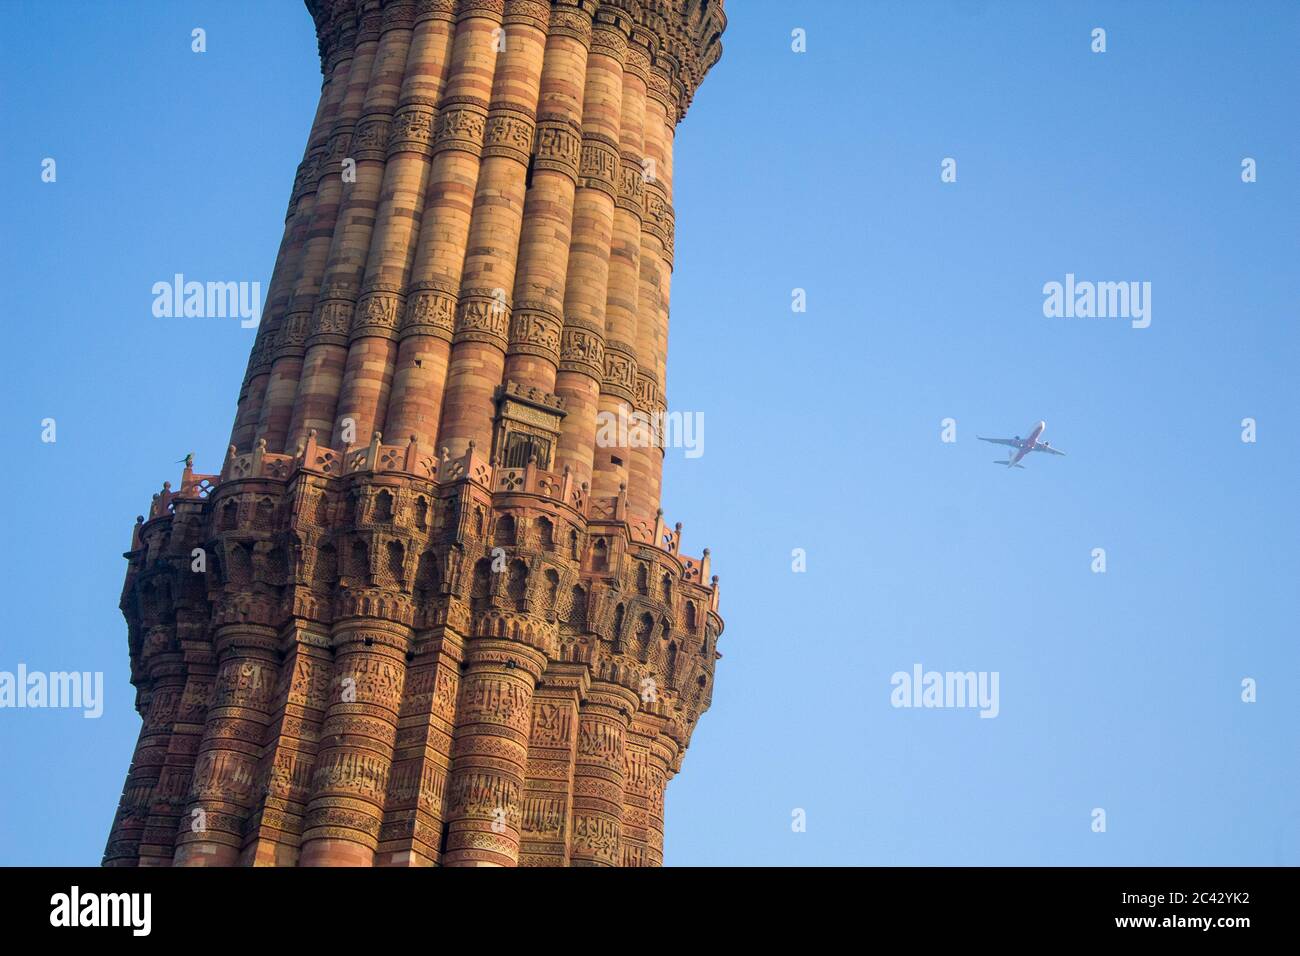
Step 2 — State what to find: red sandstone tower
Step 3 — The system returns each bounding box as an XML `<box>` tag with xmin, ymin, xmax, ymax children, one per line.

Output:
<box><xmin>104</xmin><ymin>0</ymin><xmax>724</xmax><ymax>867</ymax></box>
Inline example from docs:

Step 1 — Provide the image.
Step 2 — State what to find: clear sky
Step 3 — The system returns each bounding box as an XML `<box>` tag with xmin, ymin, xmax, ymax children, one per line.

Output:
<box><xmin>2</xmin><ymin>0</ymin><xmax>1296</xmax><ymax>866</ymax></box>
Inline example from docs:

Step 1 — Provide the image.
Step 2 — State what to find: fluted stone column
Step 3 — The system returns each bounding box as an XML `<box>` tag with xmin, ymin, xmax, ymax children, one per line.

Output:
<box><xmin>553</xmin><ymin>15</ymin><xmax>625</xmax><ymax>489</ymax></box>
<box><xmin>382</xmin><ymin>1</ymin><xmax>498</xmax><ymax>449</ymax></box>
<box><xmin>174</xmin><ymin>625</ymin><xmax>280</xmax><ymax>866</ymax></box>
<box><xmin>645</xmin><ymin>726</ymin><xmax>679</xmax><ymax>867</ymax></box>
<box><xmin>570</xmin><ymin>679</ymin><xmax>637</xmax><ymax>866</ymax></box>
<box><xmin>436</xmin><ymin>0</ymin><xmax>550</xmax><ymax>458</ymax></box>
<box><xmin>298</xmin><ymin>620</ymin><xmax>410</xmax><ymax>866</ymax></box>
<box><xmin>258</xmin><ymin>10</ymin><xmax>365</xmax><ymax>453</ymax></box>
<box><xmin>286</xmin><ymin>5</ymin><xmax>392</xmax><ymax>447</ymax></box>
<box><xmin>440</xmin><ymin>639</ymin><xmax>547</xmax><ymax>866</ymax></box>
<box><xmin>335</xmin><ymin>2</ymin><xmax>449</xmax><ymax>447</ymax></box>
<box><xmin>501</xmin><ymin>3</ymin><xmax>592</xmax><ymax>397</ymax></box>
<box><xmin>518</xmin><ymin>662</ymin><xmax>587</xmax><ymax>865</ymax></box>
<box><xmin>631</xmin><ymin>63</ymin><xmax>674</xmax><ymax>514</ymax></box>
<box><xmin>592</xmin><ymin>30</ymin><xmax>646</xmax><ymax>499</ymax></box>
<box><xmin>376</xmin><ymin>628</ymin><xmax>462</xmax><ymax>865</ymax></box>
<box><xmin>242</xmin><ymin>628</ymin><xmax>333</xmax><ymax>866</ymax></box>
<box><xmin>619</xmin><ymin>710</ymin><xmax>658</xmax><ymax>866</ymax></box>
<box><xmin>136</xmin><ymin>637</ymin><xmax>215</xmax><ymax>866</ymax></box>
<box><xmin>233</xmin><ymin>10</ymin><xmax>356</xmax><ymax>453</ymax></box>
<box><xmin>102</xmin><ymin>635</ymin><xmax>185</xmax><ymax>867</ymax></box>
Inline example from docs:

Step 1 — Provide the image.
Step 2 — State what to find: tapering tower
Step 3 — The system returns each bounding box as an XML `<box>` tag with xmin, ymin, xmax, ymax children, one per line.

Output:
<box><xmin>104</xmin><ymin>0</ymin><xmax>725</xmax><ymax>868</ymax></box>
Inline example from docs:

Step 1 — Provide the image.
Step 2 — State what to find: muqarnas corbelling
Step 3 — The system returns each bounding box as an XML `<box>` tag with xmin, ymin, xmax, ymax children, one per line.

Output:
<box><xmin>105</xmin><ymin>0</ymin><xmax>726</xmax><ymax>868</ymax></box>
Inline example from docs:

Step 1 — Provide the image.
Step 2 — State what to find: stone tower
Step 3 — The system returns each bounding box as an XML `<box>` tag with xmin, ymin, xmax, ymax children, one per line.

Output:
<box><xmin>104</xmin><ymin>0</ymin><xmax>725</xmax><ymax>867</ymax></box>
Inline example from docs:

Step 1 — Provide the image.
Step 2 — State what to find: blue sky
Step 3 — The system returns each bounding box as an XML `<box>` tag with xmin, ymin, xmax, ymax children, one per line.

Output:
<box><xmin>2</xmin><ymin>0</ymin><xmax>1296</xmax><ymax>866</ymax></box>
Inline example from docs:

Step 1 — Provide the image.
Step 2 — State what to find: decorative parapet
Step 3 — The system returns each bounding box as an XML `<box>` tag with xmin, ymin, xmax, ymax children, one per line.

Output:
<box><xmin>138</xmin><ymin>436</ymin><xmax>717</xmax><ymax>596</ymax></box>
<box><xmin>147</xmin><ymin>467</ymin><xmax>218</xmax><ymax>520</ymax></box>
<box><xmin>223</xmin><ymin>429</ymin><xmax>439</xmax><ymax>483</ymax></box>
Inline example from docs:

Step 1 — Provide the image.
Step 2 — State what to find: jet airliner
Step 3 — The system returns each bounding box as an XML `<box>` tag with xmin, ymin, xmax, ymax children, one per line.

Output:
<box><xmin>977</xmin><ymin>420</ymin><xmax>1066</xmax><ymax>469</ymax></box>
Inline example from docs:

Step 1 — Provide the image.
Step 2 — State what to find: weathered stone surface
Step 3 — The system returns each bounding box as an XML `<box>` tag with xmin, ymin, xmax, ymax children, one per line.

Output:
<box><xmin>105</xmin><ymin>0</ymin><xmax>725</xmax><ymax>869</ymax></box>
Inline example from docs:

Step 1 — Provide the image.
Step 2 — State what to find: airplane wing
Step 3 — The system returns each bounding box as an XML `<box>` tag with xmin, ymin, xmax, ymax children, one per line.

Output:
<box><xmin>977</xmin><ymin>437</ymin><xmax>1021</xmax><ymax>448</ymax></box>
<box><xmin>1032</xmin><ymin>445</ymin><xmax>1066</xmax><ymax>456</ymax></box>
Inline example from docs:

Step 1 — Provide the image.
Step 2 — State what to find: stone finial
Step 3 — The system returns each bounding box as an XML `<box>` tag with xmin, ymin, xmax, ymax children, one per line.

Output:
<box><xmin>108</xmin><ymin>0</ymin><xmax>728</xmax><ymax>867</ymax></box>
<box><xmin>302</xmin><ymin>428</ymin><xmax>320</xmax><ymax>466</ymax></box>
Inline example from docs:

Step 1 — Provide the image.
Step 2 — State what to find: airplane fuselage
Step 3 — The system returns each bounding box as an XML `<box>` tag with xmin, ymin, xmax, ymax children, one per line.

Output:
<box><xmin>978</xmin><ymin>419</ymin><xmax>1063</xmax><ymax>468</ymax></box>
<box><xmin>1009</xmin><ymin>421</ymin><xmax>1047</xmax><ymax>466</ymax></box>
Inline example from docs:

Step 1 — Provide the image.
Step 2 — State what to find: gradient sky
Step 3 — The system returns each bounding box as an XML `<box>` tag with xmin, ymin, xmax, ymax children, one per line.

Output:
<box><xmin>2</xmin><ymin>0</ymin><xmax>1296</xmax><ymax>866</ymax></box>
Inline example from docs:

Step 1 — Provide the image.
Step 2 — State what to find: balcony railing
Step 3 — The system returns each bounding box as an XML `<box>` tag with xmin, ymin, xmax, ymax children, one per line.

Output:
<box><xmin>140</xmin><ymin>430</ymin><xmax>718</xmax><ymax>603</ymax></box>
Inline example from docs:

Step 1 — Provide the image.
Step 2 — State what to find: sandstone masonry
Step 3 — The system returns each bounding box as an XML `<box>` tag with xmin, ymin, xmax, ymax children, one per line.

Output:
<box><xmin>103</xmin><ymin>0</ymin><xmax>725</xmax><ymax>868</ymax></box>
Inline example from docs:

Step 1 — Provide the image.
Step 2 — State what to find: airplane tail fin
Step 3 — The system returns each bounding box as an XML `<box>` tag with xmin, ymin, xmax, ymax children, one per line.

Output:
<box><xmin>993</xmin><ymin>460</ymin><xmax>1026</xmax><ymax>469</ymax></box>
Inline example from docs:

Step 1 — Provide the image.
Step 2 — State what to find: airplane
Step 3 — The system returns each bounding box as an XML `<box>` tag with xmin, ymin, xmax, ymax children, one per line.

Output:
<box><xmin>977</xmin><ymin>420</ymin><xmax>1066</xmax><ymax>469</ymax></box>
